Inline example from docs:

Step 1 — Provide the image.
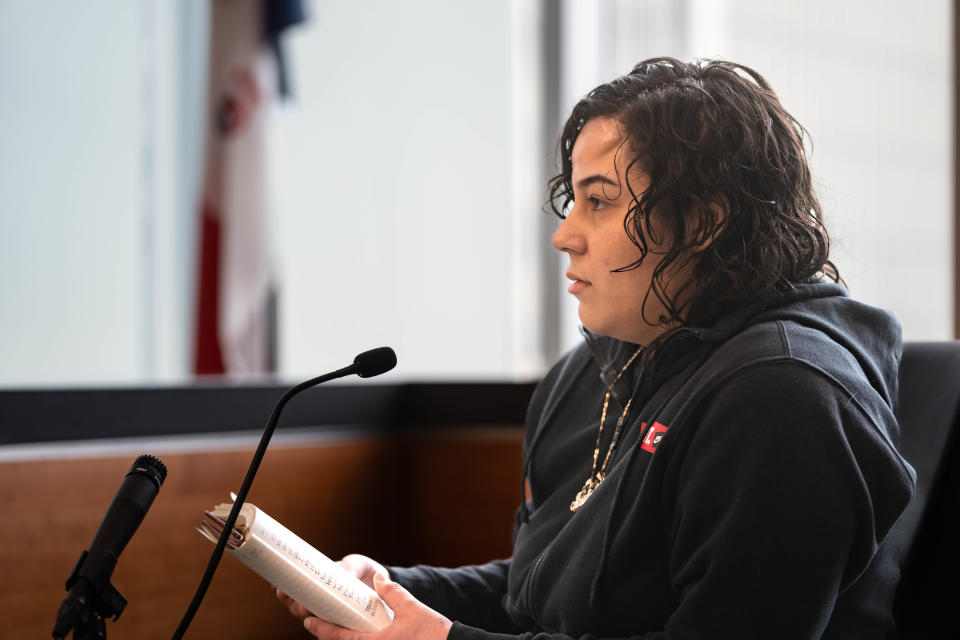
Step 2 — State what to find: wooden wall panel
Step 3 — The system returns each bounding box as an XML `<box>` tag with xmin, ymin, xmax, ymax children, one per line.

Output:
<box><xmin>396</xmin><ymin>426</ymin><xmax>524</xmax><ymax>568</ymax></box>
<box><xmin>0</xmin><ymin>425</ymin><xmax>524</xmax><ymax>639</ymax></box>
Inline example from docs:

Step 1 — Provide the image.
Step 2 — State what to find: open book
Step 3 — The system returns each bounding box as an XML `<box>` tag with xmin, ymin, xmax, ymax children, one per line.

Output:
<box><xmin>197</xmin><ymin>496</ymin><xmax>393</xmax><ymax>632</ymax></box>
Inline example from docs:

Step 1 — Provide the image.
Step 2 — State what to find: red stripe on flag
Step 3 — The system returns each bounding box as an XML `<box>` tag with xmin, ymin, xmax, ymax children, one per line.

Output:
<box><xmin>194</xmin><ymin>200</ymin><xmax>225</xmax><ymax>374</ymax></box>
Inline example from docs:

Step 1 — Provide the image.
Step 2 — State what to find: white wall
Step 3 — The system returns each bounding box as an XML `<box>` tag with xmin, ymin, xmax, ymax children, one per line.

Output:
<box><xmin>0</xmin><ymin>1</ymin><xmax>205</xmax><ymax>387</ymax></box>
<box><xmin>0</xmin><ymin>2</ymin><xmax>143</xmax><ymax>385</ymax></box>
<box><xmin>277</xmin><ymin>0</ymin><xmax>540</xmax><ymax>380</ymax></box>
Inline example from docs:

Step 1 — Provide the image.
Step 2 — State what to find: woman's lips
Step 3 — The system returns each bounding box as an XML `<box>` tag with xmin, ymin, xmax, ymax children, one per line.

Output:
<box><xmin>566</xmin><ymin>272</ymin><xmax>590</xmax><ymax>294</ymax></box>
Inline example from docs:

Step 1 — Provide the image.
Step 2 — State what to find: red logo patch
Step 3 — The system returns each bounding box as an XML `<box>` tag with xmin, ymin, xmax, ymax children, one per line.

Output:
<box><xmin>641</xmin><ymin>422</ymin><xmax>669</xmax><ymax>454</ymax></box>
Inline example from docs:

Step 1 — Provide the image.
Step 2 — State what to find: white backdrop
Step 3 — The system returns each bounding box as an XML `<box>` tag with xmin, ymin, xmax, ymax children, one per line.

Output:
<box><xmin>277</xmin><ymin>0</ymin><xmax>545</xmax><ymax>380</ymax></box>
<box><xmin>0</xmin><ymin>0</ymin><xmax>951</xmax><ymax>387</ymax></box>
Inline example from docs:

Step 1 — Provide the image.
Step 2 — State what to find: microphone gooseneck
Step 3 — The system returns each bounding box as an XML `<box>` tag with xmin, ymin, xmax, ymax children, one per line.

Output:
<box><xmin>171</xmin><ymin>347</ymin><xmax>396</xmax><ymax>639</ymax></box>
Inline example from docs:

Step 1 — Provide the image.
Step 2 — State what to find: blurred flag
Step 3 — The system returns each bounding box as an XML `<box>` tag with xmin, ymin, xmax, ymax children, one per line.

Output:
<box><xmin>194</xmin><ymin>0</ymin><xmax>305</xmax><ymax>375</ymax></box>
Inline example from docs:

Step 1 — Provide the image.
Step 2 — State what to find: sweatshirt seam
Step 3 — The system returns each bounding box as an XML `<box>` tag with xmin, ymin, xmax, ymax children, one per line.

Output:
<box><xmin>776</xmin><ymin>320</ymin><xmax>792</xmax><ymax>356</ymax></box>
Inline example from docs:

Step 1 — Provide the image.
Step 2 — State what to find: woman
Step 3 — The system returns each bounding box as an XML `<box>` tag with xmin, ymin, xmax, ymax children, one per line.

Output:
<box><xmin>280</xmin><ymin>57</ymin><xmax>915</xmax><ymax>639</ymax></box>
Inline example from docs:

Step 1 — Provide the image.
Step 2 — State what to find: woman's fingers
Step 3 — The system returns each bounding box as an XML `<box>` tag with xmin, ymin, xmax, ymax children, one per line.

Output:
<box><xmin>302</xmin><ymin>616</ymin><xmax>364</xmax><ymax>640</ymax></box>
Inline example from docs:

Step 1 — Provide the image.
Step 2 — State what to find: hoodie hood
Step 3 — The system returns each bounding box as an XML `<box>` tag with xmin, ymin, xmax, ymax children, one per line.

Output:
<box><xmin>746</xmin><ymin>282</ymin><xmax>902</xmax><ymax>411</ymax></box>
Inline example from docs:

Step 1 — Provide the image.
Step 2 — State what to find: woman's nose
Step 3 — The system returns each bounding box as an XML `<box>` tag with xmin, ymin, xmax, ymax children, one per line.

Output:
<box><xmin>552</xmin><ymin>207</ymin><xmax>585</xmax><ymax>254</ymax></box>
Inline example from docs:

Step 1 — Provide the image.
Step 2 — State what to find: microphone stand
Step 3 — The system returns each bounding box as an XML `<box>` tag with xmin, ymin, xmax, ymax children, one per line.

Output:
<box><xmin>52</xmin><ymin>572</ymin><xmax>114</xmax><ymax>639</ymax></box>
<box><xmin>52</xmin><ymin>560</ymin><xmax>118</xmax><ymax>639</ymax></box>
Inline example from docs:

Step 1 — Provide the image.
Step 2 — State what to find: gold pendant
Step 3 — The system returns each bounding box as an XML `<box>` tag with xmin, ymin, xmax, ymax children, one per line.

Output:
<box><xmin>569</xmin><ymin>472</ymin><xmax>605</xmax><ymax>512</ymax></box>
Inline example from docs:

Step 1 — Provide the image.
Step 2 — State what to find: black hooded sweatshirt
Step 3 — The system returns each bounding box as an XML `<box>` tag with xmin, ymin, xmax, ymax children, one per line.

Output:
<box><xmin>390</xmin><ymin>282</ymin><xmax>916</xmax><ymax>639</ymax></box>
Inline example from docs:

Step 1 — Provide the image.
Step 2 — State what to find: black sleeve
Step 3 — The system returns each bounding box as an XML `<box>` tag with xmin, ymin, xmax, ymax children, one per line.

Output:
<box><xmin>389</xmin><ymin>561</ymin><xmax>523</xmax><ymax>633</ymax></box>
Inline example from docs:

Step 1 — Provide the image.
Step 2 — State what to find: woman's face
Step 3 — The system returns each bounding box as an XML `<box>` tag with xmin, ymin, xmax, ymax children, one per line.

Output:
<box><xmin>552</xmin><ymin>117</ymin><xmax>681</xmax><ymax>345</ymax></box>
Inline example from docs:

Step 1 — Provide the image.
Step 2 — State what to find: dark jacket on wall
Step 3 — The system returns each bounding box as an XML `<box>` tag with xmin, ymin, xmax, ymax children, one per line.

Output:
<box><xmin>390</xmin><ymin>281</ymin><xmax>916</xmax><ymax>639</ymax></box>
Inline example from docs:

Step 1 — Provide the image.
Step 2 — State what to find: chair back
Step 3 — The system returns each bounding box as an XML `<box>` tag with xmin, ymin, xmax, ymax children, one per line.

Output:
<box><xmin>890</xmin><ymin>341</ymin><xmax>960</xmax><ymax>637</ymax></box>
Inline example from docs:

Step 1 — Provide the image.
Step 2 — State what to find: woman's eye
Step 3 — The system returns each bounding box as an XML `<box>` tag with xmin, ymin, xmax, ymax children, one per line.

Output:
<box><xmin>588</xmin><ymin>196</ymin><xmax>608</xmax><ymax>210</ymax></box>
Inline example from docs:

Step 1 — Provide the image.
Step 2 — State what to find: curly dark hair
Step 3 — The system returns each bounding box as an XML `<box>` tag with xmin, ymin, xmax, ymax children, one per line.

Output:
<box><xmin>548</xmin><ymin>57</ymin><xmax>839</xmax><ymax>329</ymax></box>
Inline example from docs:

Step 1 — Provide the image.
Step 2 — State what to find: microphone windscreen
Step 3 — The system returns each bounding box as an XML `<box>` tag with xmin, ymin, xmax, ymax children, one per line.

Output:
<box><xmin>130</xmin><ymin>454</ymin><xmax>168</xmax><ymax>489</ymax></box>
<box><xmin>354</xmin><ymin>347</ymin><xmax>397</xmax><ymax>378</ymax></box>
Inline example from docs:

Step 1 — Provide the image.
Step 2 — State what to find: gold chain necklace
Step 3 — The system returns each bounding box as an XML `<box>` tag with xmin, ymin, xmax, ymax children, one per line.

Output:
<box><xmin>570</xmin><ymin>346</ymin><xmax>643</xmax><ymax>512</ymax></box>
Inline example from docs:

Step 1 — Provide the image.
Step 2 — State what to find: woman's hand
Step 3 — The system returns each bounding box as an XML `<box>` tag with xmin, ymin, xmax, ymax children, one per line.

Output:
<box><xmin>302</xmin><ymin>573</ymin><xmax>453</xmax><ymax>640</ymax></box>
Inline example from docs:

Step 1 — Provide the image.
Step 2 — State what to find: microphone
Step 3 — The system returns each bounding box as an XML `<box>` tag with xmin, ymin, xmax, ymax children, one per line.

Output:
<box><xmin>171</xmin><ymin>346</ymin><xmax>397</xmax><ymax>639</ymax></box>
<box><xmin>53</xmin><ymin>454</ymin><xmax>167</xmax><ymax>640</ymax></box>
<box><xmin>353</xmin><ymin>346</ymin><xmax>398</xmax><ymax>378</ymax></box>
